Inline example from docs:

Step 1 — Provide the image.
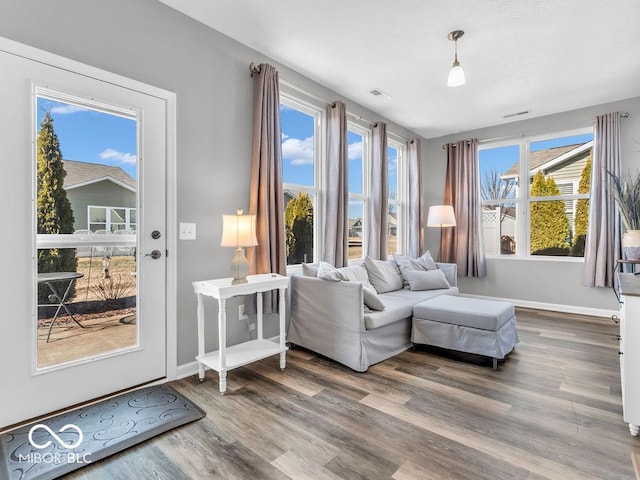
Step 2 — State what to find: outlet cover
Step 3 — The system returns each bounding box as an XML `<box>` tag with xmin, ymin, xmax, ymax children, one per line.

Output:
<box><xmin>179</xmin><ymin>222</ymin><xmax>196</xmax><ymax>240</ymax></box>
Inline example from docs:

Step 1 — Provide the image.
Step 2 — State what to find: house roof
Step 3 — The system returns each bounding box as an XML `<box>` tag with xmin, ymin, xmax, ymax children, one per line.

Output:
<box><xmin>63</xmin><ymin>160</ymin><xmax>136</xmax><ymax>190</ymax></box>
<box><xmin>502</xmin><ymin>142</ymin><xmax>591</xmax><ymax>178</ymax></box>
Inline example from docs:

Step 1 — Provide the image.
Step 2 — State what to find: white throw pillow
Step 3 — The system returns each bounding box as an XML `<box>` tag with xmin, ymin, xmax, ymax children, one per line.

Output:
<box><xmin>337</xmin><ymin>264</ymin><xmax>375</xmax><ymax>291</ymax></box>
<box><xmin>416</xmin><ymin>250</ymin><xmax>438</xmax><ymax>270</ymax></box>
<box><xmin>362</xmin><ymin>286</ymin><xmax>385</xmax><ymax>311</ymax></box>
<box><xmin>301</xmin><ymin>263</ymin><xmax>319</xmax><ymax>277</ymax></box>
<box><xmin>317</xmin><ymin>261</ymin><xmax>347</xmax><ymax>282</ymax></box>
<box><xmin>402</xmin><ymin>269</ymin><xmax>450</xmax><ymax>291</ymax></box>
<box><xmin>364</xmin><ymin>256</ymin><xmax>404</xmax><ymax>293</ymax></box>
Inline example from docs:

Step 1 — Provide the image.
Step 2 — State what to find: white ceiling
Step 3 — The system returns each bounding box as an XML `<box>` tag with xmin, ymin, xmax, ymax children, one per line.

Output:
<box><xmin>157</xmin><ymin>0</ymin><xmax>640</xmax><ymax>139</ymax></box>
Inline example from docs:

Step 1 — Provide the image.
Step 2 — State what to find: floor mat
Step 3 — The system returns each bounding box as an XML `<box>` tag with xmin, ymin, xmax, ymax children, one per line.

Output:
<box><xmin>0</xmin><ymin>384</ymin><xmax>205</xmax><ymax>480</ymax></box>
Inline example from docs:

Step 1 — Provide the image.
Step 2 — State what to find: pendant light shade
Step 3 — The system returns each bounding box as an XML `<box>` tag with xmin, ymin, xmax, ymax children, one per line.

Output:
<box><xmin>447</xmin><ymin>30</ymin><xmax>465</xmax><ymax>87</ymax></box>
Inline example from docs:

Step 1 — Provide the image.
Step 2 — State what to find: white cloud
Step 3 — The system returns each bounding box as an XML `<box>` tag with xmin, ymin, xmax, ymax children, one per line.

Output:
<box><xmin>282</xmin><ymin>136</ymin><xmax>313</xmax><ymax>165</ymax></box>
<box><xmin>50</xmin><ymin>105</ymin><xmax>88</xmax><ymax>115</ymax></box>
<box><xmin>100</xmin><ymin>148</ymin><xmax>137</xmax><ymax>165</ymax></box>
<box><xmin>348</xmin><ymin>141</ymin><xmax>362</xmax><ymax>160</ymax></box>
<box><xmin>281</xmin><ymin>133</ymin><xmax>290</xmax><ymax>140</ymax></box>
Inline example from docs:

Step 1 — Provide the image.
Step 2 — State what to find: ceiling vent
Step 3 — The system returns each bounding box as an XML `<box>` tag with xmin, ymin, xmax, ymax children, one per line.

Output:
<box><xmin>369</xmin><ymin>88</ymin><xmax>391</xmax><ymax>99</ymax></box>
<box><xmin>503</xmin><ymin>110</ymin><xmax>531</xmax><ymax>119</ymax></box>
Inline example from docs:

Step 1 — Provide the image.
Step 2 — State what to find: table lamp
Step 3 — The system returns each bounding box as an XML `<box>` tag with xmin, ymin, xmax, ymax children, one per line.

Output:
<box><xmin>426</xmin><ymin>205</ymin><xmax>456</xmax><ymax>228</ymax></box>
<box><xmin>220</xmin><ymin>209</ymin><xmax>258</xmax><ymax>284</ymax></box>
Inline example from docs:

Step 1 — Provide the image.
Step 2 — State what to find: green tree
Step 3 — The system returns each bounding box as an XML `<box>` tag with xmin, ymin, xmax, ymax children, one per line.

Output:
<box><xmin>572</xmin><ymin>155</ymin><xmax>591</xmax><ymax>256</ymax></box>
<box><xmin>529</xmin><ymin>171</ymin><xmax>571</xmax><ymax>256</ymax></box>
<box><xmin>37</xmin><ymin>111</ymin><xmax>77</xmax><ymax>303</ymax></box>
<box><xmin>285</xmin><ymin>193</ymin><xmax>313</xmax><ymax>264</ymax></box>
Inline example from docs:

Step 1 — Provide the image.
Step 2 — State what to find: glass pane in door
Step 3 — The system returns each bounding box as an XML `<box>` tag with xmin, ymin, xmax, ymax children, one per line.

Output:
<box><xmin>35</xmin><ymin>93</ymin><xmax>138</xmax><ymax>369</ymax></box>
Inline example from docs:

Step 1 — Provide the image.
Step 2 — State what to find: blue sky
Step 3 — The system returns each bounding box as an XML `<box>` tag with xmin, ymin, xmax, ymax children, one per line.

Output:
<box><xmin>37</xmin><ymin>97</ymin><xmax>138</xmax><ymax>179</ymax></box>
<box><xmin>281</xmin><ymin>105</ymin><xmax>398</xmax><ymax>220</ymax></box>
<box><xmin>479</xmin><ymin>132</ymin><xmax>594</xmax><ymax>185</ymax></box>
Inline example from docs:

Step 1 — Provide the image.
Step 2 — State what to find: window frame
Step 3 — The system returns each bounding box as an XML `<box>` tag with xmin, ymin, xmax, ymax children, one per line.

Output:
<box><xmin>387</xmin><ymin>134</ymin><xmax>408</xmax><ymax>256</ymax></box>
<box><xmin>347</xmin><ymin>121</ymin><xmax>370</xmax><ymax>263</ymax></box>
<box><xmin>88</xmin><ymin>205</ymin><xmax>137</xmax><ymax>232</ymax></box>
<box><xmin>479</xmin><ymin>126</ymin><xmax>593</xmax><ymax>261</ymax></box>
<box><xmin>280</xmin><ymin>91</ymin><xmax>325</xmax><ymax>268</ymax></box>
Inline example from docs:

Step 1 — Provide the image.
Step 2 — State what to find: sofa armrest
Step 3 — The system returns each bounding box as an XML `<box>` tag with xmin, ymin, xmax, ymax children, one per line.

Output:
<box><xmin>289</xmin><ymin>275</ymin><xmax>365</xmax><ymax>335</ymax></box>
<box><xmin>288</xmin><ymin>275</ymin><xmax>368</xmax><ymax>371</ymax></box>
<box><xmin>436</xmin><ymin>262</ymin><xmax>457</xmax><ymax>287</ymax></box>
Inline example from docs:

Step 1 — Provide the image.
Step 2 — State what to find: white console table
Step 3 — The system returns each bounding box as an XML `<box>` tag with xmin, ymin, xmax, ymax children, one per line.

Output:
<box><xmin>192</xmin><ymin>273</ymin><xmax>289</xmax><ymax>394</ymax></box>
<box><xmin>617</xmin><ymin>272</ymin><xmax>640</xmax><ymax>436</ymax></box>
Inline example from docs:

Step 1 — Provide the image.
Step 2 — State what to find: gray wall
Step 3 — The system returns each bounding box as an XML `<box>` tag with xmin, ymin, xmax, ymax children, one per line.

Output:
<box><xmin>0</xmin><ymin>0</ymin><xmax>424</xmax><ymax>367</ymax></box>
<box><xmin>424</xmin><ymin>96</ymin><xmax>640</xmax><ymax>313</ymax></box>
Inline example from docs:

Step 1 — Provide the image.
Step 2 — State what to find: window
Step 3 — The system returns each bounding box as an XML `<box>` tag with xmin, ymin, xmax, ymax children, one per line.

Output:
<box><xmin>88</xmin><ymin>205</ymin><xmax>136</xmax><ymax>232</ymax></box>
<box><xmin>479</xmin><ymin>144</ymin><xmax>519</xmax><ymax>255</ymax></box>
<box><xmin>280</xmin><ymin>94</ymin><xmax>322</xmax><ymax>265</ymax></box>
<box><xmin>387</xmin><ymin>139</ymin><xmax>407</xmax><ymax>256</ymax></box>
<box><xmin>348</xmin><ymin>125</ymin><xmax>368</xmax><ymax>260</ymax></box>
<box><xmin>479</xmin><ymin>129</ymin><xmax>593</xmax><ymax>258</ymax></box>
<box><xmin>280</xmin><ymin>87</ymin><xmax>410</xmax><ymax>266</ymax></box>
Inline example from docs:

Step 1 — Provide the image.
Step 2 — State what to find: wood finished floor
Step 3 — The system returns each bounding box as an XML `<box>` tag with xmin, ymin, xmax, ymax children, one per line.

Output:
<box><xmin>66</xmin><ymin>307</ymin><xmax>640</xmax><ymax>480</ymax></box>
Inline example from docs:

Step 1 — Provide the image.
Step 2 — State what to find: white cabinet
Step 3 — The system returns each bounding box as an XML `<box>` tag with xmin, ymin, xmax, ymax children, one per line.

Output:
<box><xmin>192</xmin><ymin>273</ymin><xmax>289</xmax><ymax>394</ymax></box>
<box><xmin>617</xmin><ymin>273</ymin><xmax>640</xmax><ymax>436</ymax></box>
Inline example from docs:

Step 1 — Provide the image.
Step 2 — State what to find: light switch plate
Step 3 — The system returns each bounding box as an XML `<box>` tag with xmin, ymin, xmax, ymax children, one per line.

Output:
<box><xmin>179</xmin><ymin>222</ymin><xmax>196</xmax><ymax>240</ymax></box>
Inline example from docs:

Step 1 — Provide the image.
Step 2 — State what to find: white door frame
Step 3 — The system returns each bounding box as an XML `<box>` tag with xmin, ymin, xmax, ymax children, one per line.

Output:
<box><xmin>0</xmin><ymin>36</ymin><xmax>178</xmax><ymax>387</ymax></box>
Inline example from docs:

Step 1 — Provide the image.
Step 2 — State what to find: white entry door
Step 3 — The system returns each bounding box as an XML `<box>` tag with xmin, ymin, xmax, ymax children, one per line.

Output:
<box><xmin>0</xmin><ymin>41</ymin><xmax>170</xmax><ymax>428</ymax></box>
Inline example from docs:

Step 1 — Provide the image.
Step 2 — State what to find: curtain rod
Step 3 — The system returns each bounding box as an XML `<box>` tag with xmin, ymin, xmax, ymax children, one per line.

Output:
<box><xmin>441</xmin><ymin>112</ymin><xmax>630</xmax><ymax>149</ymax></box>
<box><xmin>249</xmin><ymin>62</ymin><xmax>403</xmax><ymax>133</ymax></box>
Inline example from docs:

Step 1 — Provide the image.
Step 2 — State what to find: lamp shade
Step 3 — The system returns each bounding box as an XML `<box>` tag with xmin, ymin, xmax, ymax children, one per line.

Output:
<box><xmin>447</xmin><ymin>63</ymin><xmax>465</xmax><ymax>87</ymax></box>
<box><xmin>220</xmin><ymin>210</ymin><xmax>258</xmax><ymax>248</ymax></box>
<box><xmin>427</xmin><ymin>205</ymin><xmax>456</xmax><ymax>227</ymax></box>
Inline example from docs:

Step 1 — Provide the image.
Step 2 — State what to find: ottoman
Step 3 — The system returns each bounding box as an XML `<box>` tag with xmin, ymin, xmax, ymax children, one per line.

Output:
<box><xmin>412</xmin><ymin>295</ymin><xmax>519</xmax><ymax>369</ymax></box>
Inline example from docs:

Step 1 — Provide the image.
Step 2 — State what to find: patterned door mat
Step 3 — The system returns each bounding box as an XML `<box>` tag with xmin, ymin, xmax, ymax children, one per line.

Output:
<box><xmin>0</xmin><ymin>384</ymin><xmax>205</xmax><ymax>480</ymax></box>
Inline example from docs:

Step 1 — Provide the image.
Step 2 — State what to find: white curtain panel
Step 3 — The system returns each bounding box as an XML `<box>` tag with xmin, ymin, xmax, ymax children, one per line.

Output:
<box><xmin>407</xmin><ymin>138</ymin><xmax>423</xmax><ymax>258</ymax></box>
<box><xmin>440</xmin><ymin>139</ymin><xmax>487</xmax><ymax>278</ymax></box>
<box><xmin>583</xmin><ymin>112</ymin><xmax>622</xmax><ymax>288</ymax></box>
<box><xmin>366</xmin><ymin>122</ymin><xmax>388</xmax><ymax>260</ymax></box>
<box><xmin>323</xmin><ymin>101</ymin><xmax>349</xmax><ymax>267</ymax></box>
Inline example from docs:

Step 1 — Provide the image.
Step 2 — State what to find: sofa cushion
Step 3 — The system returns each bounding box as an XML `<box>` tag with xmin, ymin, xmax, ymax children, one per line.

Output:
<box><xmin>413</xmin><ymin>295</ymin><xmax>515</xmax><ymax>331</ymax></box>
<box><xmin>302</xmin><ymin>263</ymin><xmax>319</xmax><ymax>277</ymax></box>
<box><xmin>363</xmin><ymin>286</ymin><xmax>385</xmax><ymax>311</ymax></box>
<box><xmin>337</xmin><ymin>264</ymin><xmax>375</xmax><ymax>291</ymax></box>
<box><xmin>317</xmin><ymin>261</ymin><xmax>348</xmax><ymax>281</ymax></box>
<box><xmin>364</xmin><ymin>287</ymin><xmax>459</xmax><ymax>330</ymax></box>
<box><xmin>402</xmin><ymin>269</ymin><xmax>450</xmax><ymax>291</ymax></box>
<box><xmin>364</xmin><ymin>256</ymin><xmax>404</xmax><ymax>293</ymax></box>
<box><xmin>394</xmin><ymin>251</ymin><xmax>438</xmax><ymax>272</ymax></box>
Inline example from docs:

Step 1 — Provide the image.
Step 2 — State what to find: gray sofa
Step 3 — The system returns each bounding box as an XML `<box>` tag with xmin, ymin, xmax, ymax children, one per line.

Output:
<box><xmin>288</xmin><ymin>262</ymin><xmax>458</xmax><ymax>372</ymax></box>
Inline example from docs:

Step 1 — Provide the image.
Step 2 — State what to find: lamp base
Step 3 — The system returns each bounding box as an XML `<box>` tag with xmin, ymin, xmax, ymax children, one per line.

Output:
<box><xmin>230</xmin><ymin>247</ymin><xmax>249</xmax><ymax>284</ymax></box>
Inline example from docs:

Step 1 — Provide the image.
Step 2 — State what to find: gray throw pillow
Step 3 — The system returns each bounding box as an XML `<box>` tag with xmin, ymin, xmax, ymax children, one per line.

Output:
<box><xmin>402</xmin><ymin>269</ymin><xmax>450</xmax><ymax>291</ymax></box>
<box><xmin>317</xmin><ymin>261</ymin><xmax>347</xmax><ymax>282</ymax></box>
<box><xmin>337</xmin><ymin>264</ymin><xmax>375</xmax><ymax>291</ymax></box>
<box><xmin>362</xmin><ymin>286</ymin><xmax>385</xmax><ymax>311</ymax></box>
<box><xmin>301</xmin><ymin>263</ymin><xmax>319</xmax><ymax>277</ymax></box>
<box><xmin>364</xmin><ymin>256</ymin><xmax>404</xmax><ymax>293</ymax></box>
<box><xmin>416</xmin><ymin>250</ymin><xmax>438</xmax><ymax>270</ymax></box>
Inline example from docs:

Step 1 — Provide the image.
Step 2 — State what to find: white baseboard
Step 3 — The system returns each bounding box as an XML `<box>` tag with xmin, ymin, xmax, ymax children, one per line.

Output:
<box><xmin>176</xmin><ymin>335</ymin><xmax>283</xmax><ymax>380</ymax></box>
<box><xmin>176</xmin><ymin>360</ymin><xmax>200</xmax><ymax>380</ymax></box>
<box><xmin>461</xmin><ymin>293</ymin><xmax>618</xmax><ymax>319</ymax></box>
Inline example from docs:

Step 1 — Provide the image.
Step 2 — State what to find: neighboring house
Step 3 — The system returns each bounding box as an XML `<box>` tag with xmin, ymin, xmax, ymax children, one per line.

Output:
<box><xmin>349</xmin><ymin>218</ymin><xmax>363</xmax><ymax>238</ymax></box>
<box><xmin>348</xmin><ymin>214</ymin><xmax>396</xmax><ymax>239</ymax></box>
<box><xmin>502</xmin><ymin>141</ymin><xmax>593</xmax><ymax>231</ymax></box>
<box><xmin>63</xmin><ymin>159</ymin><xmax>137</xmax><ymax>233</ymax></box>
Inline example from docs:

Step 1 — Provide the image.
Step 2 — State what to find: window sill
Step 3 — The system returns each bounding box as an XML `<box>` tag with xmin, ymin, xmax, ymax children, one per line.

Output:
<box><xmin>485</xmin><ymin>255</ymin><xmax>585</xmax><ymax>263</ymax></box>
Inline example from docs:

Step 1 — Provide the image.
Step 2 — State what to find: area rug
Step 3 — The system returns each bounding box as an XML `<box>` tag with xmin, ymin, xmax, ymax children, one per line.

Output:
<box><xmin>0</xmin><ymin>384</ymin><xmax>205</xmax><ymax>480</ymax></box>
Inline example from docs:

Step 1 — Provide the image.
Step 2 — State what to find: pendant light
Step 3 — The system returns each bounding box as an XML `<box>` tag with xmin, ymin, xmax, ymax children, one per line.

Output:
<box><xmin>447</xmin><ymin>30</ymin><xmax>465</xmax><ymax>87</ymax></box>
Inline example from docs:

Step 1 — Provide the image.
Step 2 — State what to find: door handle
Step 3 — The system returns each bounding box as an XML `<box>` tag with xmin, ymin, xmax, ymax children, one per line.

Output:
<box><xmin>145</xmin><ymin>250</ymin><xmax>162</xmax><ymax>259</ymax></box>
